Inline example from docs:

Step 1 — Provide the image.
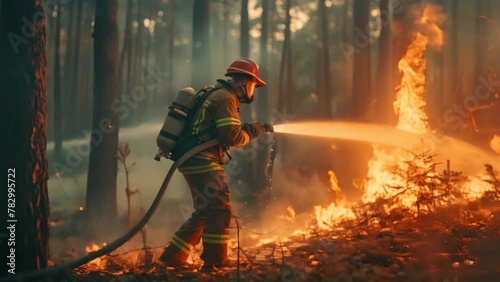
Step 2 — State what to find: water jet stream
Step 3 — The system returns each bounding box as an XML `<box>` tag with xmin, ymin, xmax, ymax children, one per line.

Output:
<box><xmin>274</xmin><ymin>121</ymin><xmax>500</xmax><ymax>176</ymax></box>
<box><xmin>273</xmin><ymin>121</ymin><xmax>425</xmax><ymax>148</ymax></box>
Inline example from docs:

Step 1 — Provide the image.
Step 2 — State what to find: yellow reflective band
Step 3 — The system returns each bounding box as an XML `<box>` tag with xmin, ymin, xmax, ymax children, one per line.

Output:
<box><xmin>173</xmin><ymin>235</ymin><xmax>194</xmax><ymax>250</ymax></box>
<box><xmin>202</xmin><ymin>233</ymin><xmax>230</xmax><ymax>244</ymax></box>
<box><xmin>199</xmin><ymin>109</ymin><xmax>207</xmax><ymax>127</ymax></box>
<box><xmin>191</xmin><ymin>151</ymin><xmax>217</xmax><ymax>161</ymax></box>
<box><xmin>202</xmin><ymin>233</ymin><xmax>230</xmax><ymax>239</ymax></box>
<box><xmin>202</xmin><ymin>237</ymin><xmax>230</xmax><ymax>244</ymax></box>
<box><xmin>215</xmin><ymin>117</ymin><xmax>241</xmax><ymax>128</ymax></box>
<box><xmin>192</xmin><ymin>102</ymin><xmax>210</xmax><ymax>134</ymax></box>
<box><xmin>170</xmin><ymin>235</ymin><xmax>193</xmax><ymax>255</ymax></box>
<box><xmin>180</xmin><ymin>167</ymin><xmax>223</xmax><ymax>175</ymax></box>
<box><xmin>180</xmin><ymin>163</ymin><xmax>220</xmax><ymax>171</ymax></box>
<box><xmin>179</xmin><ymin>163</ymin><xmax>223</xmax><ymax>175</ymax></box>
<box><xmin>192</xmin><ymin>116</ymin><xmax>202</xmax><ymax>134</ymax></box>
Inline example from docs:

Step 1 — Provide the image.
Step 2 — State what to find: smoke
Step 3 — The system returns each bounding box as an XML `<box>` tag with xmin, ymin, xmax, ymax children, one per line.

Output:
<box><xmin>47</xmin><ymin>120</ymin><xmax>339</xmax><ymax>254</ymax></box>
<box><xmin>414</xmin><ymin>4</ymin><xmax>447</xmax><ymax>50</ymax></box>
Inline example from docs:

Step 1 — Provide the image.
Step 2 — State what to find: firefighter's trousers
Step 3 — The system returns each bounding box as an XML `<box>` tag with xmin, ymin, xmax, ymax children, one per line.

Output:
<box><xmin>159</xmin><ymin>170</ymin><xmax>231</xmax><ymax>266</ymax></box>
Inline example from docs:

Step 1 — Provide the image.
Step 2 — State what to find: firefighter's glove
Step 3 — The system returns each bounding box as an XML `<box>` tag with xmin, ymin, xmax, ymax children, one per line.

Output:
<box><xmin>242</xmin><ymin>122</ymin><xmax>266</xmax><ymax>139</ymax></box>
<box><xmin>263</xmin><ymin>123</ymin><xmax>274</xmax><ymax>133</ymax></box>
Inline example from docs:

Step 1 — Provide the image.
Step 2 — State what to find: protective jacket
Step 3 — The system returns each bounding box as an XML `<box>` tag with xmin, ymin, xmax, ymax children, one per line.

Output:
<box><xmin>178</xmin><ymin>79</ymin><xmax>250</xmax><ymax>175</ymax></box>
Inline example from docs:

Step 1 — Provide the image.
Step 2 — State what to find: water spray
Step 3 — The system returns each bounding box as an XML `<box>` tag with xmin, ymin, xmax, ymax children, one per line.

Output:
<box><xmin>274</xmin><ymin>121</ymin><xmax>500</xmax><ymax>176</ymax></box>
<box><xmin>273</xmin><ymin>121</ymin><xmax>427</xmax><ymax>148</ymax></box>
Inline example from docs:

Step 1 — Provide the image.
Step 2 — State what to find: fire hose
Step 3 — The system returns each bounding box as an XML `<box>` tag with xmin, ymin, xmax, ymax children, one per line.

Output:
<box><xmin>1</xmin><ymin>139</ymin><xmax>221</xmax><ymax>282</ymax></box>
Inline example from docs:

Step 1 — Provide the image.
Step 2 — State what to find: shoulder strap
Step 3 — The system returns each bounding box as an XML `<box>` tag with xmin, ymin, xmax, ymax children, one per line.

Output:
<box><xmin>184</xmin><ymin>85</ymin><xmax>222</xmax><ymax>135</ymax></box>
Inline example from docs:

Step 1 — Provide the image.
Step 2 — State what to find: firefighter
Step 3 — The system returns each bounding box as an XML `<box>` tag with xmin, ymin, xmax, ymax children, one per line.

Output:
<box><xmin>159</xmin><ymin>58</ymin><xmax>273</xmax><ymax>269</ymax></box>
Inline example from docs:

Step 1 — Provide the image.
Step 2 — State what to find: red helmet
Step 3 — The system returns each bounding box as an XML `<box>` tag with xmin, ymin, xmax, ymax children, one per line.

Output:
<box><xmin>225</xmin><ymin>58</ymin><xmax>267</xmax><ymax>87</ymax></box>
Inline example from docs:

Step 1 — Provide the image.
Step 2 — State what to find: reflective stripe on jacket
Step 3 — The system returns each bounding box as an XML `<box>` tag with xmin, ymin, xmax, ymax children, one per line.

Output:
<box><xmin>178</xmin><ymin>82</ymin><xmax>250</xmax><ymax>174</ymax></box>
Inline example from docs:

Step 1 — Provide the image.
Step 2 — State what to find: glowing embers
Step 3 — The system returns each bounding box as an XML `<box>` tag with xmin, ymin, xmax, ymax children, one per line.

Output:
<box><xmin>85</xmin><ymin>242</ymin><xmax>107</xmax><ymax>267</ymax></box>
<box><xmin>79</xmin><ymin>242</ymin><xmax>157</xmax><ymax>274</ymax></box>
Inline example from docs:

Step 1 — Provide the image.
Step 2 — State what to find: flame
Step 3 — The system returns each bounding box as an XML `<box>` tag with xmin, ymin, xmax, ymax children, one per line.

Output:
<box><xmin>462</xmin><ymin>176</ymin><xmax>492</xmax><ymax>200</ymax></box>
<box><xmin>277</xmin><ymin>205</ymin><xmax>297</xmax><ymax>222</ymax></box>
<box><xmin>361</xmin><ymin>25</ymin><xmax>433</xmax><ymax>215</ymax></box>
<box><xmin>328</xmin><ymin>170</ymin><xmax>344</xmax><ymax>203</ymax></box>
<box><xmin>79</xmin><ymin>206</ymin><xmax>84</xmax><ymax>211</ymax></box>
<box><xmin>393</xmin><ymin>32</ymin><xmax>430</xmax><ymax>134</ymax></box>
<box><xmin>314</xmin><ymin>4</ymin><xmax>494</xmax><ymax>228</ymax></box>
<box><xmin>361</xmin><ymin>5</ymin><xmax>494</xmax><ymax>214</ymax></box>
<box><xmin>314</xmin><ymin>170</ymin><xmax>355</xmax><ymax>229</ymax></box>
<box><xmin>314</xmin><ymin>203</ymin><xmax>355</xmax><ymax>229</ymax></box>
<box><xmin>490</xmin><ymin>135</ymin><xmax>500</xmax><ymax>154</ymax></box>
<box><xmin>286</xmin><ymin>205</ymin><xmax>296</xmax><ymax>221</ymax></box>
<box><xmin>79</xmin><ymin>241</ymin><xmax>160</xmax><ymax>274</ymax></box>
<box><xmin>85</xmin><ymin>242</ymin><xmax>106</xmax><ymax>266</ymax></box>
<box><xmin>363</xmin><ymin>146</ymin><xmax>411</xmax><ymax>206</ymax></box>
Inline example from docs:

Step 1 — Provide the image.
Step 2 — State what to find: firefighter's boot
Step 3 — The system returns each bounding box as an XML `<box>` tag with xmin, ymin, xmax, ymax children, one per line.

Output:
<box><xmin>159</xmin><ymin>214</ymin><xmax>206</xmax><ymax>266</ymax></box>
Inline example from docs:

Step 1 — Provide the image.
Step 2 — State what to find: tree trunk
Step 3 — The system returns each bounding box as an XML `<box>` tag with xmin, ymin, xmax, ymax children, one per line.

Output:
<box><xmin>192</xmin><ymin>0</ymin><xmax>211</xmax><ymax>89</ymax></box>
<box><xmin>374</xmin><ymin>0</ymin><xmax>393</xmax><ymax>123</ymax></box>
<box><xmin>257</xmin><ymin>0</ymin><xmax>270</xmax><ymax>123</ymax></box>
<box><xmin>450</xmin><ymin>0</ymin><xmax>461</xmax><ymax>105</ymax></box>
<box><xmin>253</xmin><ymin>0</ymin><xmax>271</xmax><ymax>197</ymax></box>
<box><xmin>352</xmin><ymin>0</ymin><xmax>372</xmax><ymax>120</ymax></box>
<box><xmin>63</xmin><ymin>0</ymin><xmax>76</xmax><ymax>96</ymax></box>
<box><xmin>278</xmin><ymin>0</ymin><xmax>293</xmax><ymax>114</ymax></box>
<box><xmin>317</xmin><ymin>0</ymin><xmax>333</xmax><ymax>118</ymax></box>
<box><xmin>140</xmin><ymin>0</ymin><xmax>153</xmax><ymax>120</ymax></box>
<box><xmin>67</xmin><ymin>0</ymin><xmax>84</xmax><ymax>135</ymax></box>
<box><xmin>474</xmin><ymin>0</ymin><xmax>491</xmax><ymax>79</ymax></box>
<box><xmin>167</xmin><ymin>0</ymin><xmax>176</xmax><ymax>100</ymax></box>
<box><xmin>86</xmin><ymin>0</ymin><xmax>120</xmax><ymax>237</ymax></box>
<box><xmin>1</xmin><ymin>0</ymin><xmax>50</xmax><ymax>274</ymax></box>
<box><xmin>240</xmin><ymin>0</ymin><xmax>249</xmax><ymax>58</ymax></box>
<box><xmin>125</xmin><ymin>0</ymin><xmax>134</xmax><ymax>95</ymax></box>
<box><xmin>118</xmin><ymin>0</ymin><xmax>133</xmax><ymax>96</ymax></box>
<box><xmin>278</xmin><ymin>0</ymin><xmax>293</xmax><ymax>163</ymax></box>
<box><xmin>341</xmin><ymin>0</ymin><xmax>351</xmax><ymax>47</ymax></box>
<box><xmin>81</xmin><ymin>0</ymin><xmax>96</xmax><ymax>126</ymax></box>
<box><xmin>239</xmin><ymin>0</ymin><xmax>253</xmax><ymax>123</ymax></box>
<box><xmin>54</xmin><ymin>3</ymin><xmax>63</xmax><ymax>152</ymax></box>
<box><xmin>144</xmin><ymin>0</ymin><xmax>153</xmax><ymax>75</ymax></box>
<box><xmin>133</xmin><ymin>1</ymin><xmax>145</xmax><ymax>89</ymax></box>
<box><xmin>222</xmin><ymin>0</ymin><xmax>229</xmax><ymax>67</ymax></box>
<box><xmin>475</xmin><ymin>0</ymin><xmax>483</xmax><ymax>72</ymax></box>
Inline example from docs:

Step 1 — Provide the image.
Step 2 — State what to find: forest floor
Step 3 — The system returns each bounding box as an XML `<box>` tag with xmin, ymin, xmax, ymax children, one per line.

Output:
<box><xmin>51</xmin><ymin>197</ymin><xmax>500</xmax><ymax>282</ymax></box>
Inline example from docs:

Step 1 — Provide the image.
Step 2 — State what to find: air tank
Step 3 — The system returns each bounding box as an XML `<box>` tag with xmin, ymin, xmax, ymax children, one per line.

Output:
<box><xmin>157</xmin><ymin>87</ymin><xmax>197</xmax><ymax>156</ymax></box>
